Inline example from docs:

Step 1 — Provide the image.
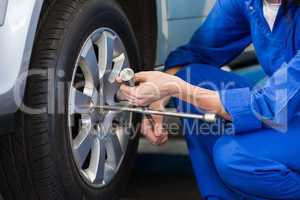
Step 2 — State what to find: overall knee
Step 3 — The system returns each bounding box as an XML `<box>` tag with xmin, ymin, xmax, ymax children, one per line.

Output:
<box><xmin>213</xmin><ymin>136</ymin><xmax>250</xmax><ymax>190</ymax></box>
<box><xmin>212</xmin><ymin>136</ymin><xmax>297</xmax><ymax>198</ymax></box>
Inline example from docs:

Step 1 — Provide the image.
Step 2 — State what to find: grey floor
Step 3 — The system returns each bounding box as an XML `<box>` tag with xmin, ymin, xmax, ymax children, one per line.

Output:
<box><xmin>122</xmin><ymin>138</ymin><xmax>202</xmax><ymax>200</ymax></box>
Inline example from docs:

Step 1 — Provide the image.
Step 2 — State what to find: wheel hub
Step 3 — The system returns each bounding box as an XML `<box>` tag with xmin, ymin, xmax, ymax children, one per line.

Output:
<box><xmin>68</xmin><ymin>28</ymin><xmax>132</xmax><ymax>188</ymax></box>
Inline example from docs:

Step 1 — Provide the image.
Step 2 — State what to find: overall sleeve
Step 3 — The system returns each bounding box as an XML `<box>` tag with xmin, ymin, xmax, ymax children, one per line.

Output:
<box><xmin>221</xmin><ymin>51</ymin><xmax>300</xmax><ymax>133</ymax></box>
<box><xmin>164</xmin><ymin>0</ymin><xmax>252</xmax><ymax>70</ymax></box>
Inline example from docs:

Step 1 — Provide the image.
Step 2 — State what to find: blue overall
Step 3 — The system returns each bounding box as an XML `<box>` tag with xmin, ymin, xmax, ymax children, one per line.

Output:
<box><xmin>164</xmin><ymin>0</ymin><xmax>300</xmax><ymax>199</ymax></box>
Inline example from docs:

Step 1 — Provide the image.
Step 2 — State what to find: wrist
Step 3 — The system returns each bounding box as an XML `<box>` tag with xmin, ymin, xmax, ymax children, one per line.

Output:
<box><xmin>171</xmin><ymin>77</ymin><xmax>186</xmax><ymax>98</ymax></box>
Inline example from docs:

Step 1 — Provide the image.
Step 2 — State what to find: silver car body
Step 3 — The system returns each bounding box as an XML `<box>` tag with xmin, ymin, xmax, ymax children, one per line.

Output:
<box><xmin>0</xmin><ymin>0</ymin><xmax>214</xmax><ymax>115</ymax></box>
<box><xmin>0</xmin><ymin>0</ymin><xmax>43</xmax><ymax>114</ymax></box>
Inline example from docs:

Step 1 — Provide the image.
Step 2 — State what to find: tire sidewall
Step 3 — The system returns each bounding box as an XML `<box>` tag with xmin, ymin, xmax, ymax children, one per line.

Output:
<box><xmin>49</xmin><ymin>1</ymin><xmax>140</xmax><ymax>199</ymax></box>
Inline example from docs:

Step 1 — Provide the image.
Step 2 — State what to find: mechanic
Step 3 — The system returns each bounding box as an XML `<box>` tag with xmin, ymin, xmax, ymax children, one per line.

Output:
<box><xmin>118</xmin><ymin>0</ymin><xmax>300</xmax><ymax>199</ymax></box>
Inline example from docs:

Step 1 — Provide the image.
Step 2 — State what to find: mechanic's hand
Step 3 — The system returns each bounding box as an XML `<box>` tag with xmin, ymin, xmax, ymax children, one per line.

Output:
<box><xmin>141</xmin><ymin>114</ymin><xmax>168</xmax><ymax>145</ymax></box>
<box><xmin>117</xmin><ymin>71</ymin><xmax>182</xmax><ymax>107</ymax></box>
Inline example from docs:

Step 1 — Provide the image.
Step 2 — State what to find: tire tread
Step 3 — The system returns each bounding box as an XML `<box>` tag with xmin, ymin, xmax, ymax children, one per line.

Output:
<box><xmin>0</xmin><ymin>1</ymin><xmax>86</xmax><ymax>199</ymax></box>
<box><xmin>0</xmin><ymin>1</ymin><xmax>140</xmax><ymax>199</ymax></box>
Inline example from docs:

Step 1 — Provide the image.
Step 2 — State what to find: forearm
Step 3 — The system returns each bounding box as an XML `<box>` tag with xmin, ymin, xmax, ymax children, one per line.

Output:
<box><xmin>149</xmin><ymin>67</ymin><xmax>182</xmax><ymax>110</ymax></box>
<box><xmin>174</xmin><ymin>80</ymin><xmax>231</xmax><ymax>120</ymax></box>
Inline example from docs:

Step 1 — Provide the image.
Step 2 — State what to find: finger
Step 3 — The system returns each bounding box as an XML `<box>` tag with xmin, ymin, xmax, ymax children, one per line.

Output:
<box><xmin>153</xmin><ymin>121</ymin><xmax>167</xmax><ymax>137</ymax></box>
<box><xmin>158</xmin><ymin>130</ymin><xmax>169</xmax><ymax>144</ymax></box>
<box><xmin>120</xmin><ymin>85</ymin><xmax>140</xmax><ymax>99</ymax></box>
<box><xmin>135</xmin><ymin>99</ymin><xmax>150</xmax><ymax>107</ymax></box>
<box><xmin>146</xmin><ymin>128</ymin><xmax>166</xmax><ymax>146</ymax></box>
<box><xmin>120</xmin><ymin>85</ymin><xmax>152</xmax><ymax>106</ymax></box>
<box><xmin>142</xmin><ymin>116</ymin><xmax>163</xmax><ymax>134</ymax></box>
<box><xmin>153</xmin><ymin>129</ymin><xmax>167</xmax><ymax>144</ymax></box>
<box><xmin>142</xmin><ymin>128</ymin><xmax>160</xmax><ymax>145</ymax></box>
<box><xmin>116</xmin><ymin>87</ymin><xmax>141</xmax><ymax>105</ymax></box>
<box><xmin>141</xmin><ymin>118</ymin><xmax>154</xmax><ymax>136</ymax></box>
<box><xmin>119</xmin><ymin>85</ymin><xmax>139</xmax><ymax>102</ymax></box>
<box><xmin>155</xmin><ymin>132</ymin><xmax>168</xmax><ymax>146</ymax></box>
<box><xmin>141</xmin><ymin>119</ymin><xmax>161</xmax><ymax>145</ymax></box>
<box><xmin>121</xmin><ymin>93</ymin><xmax>140</xmax><ymax>105</ymax></box>
<box><xmin>119</xmin><ymin>84</ymin><xmax>133</xmax><ymax>95</ymax></box>
<box><xmin>159</xmin><ymin>135</ymin><xmax>168</xmax><ymax>145</ymax></box>
<box><xmin>115</xmin><ymin>90</ymin><xmax>128</xmax><ymax>101</ymax></box>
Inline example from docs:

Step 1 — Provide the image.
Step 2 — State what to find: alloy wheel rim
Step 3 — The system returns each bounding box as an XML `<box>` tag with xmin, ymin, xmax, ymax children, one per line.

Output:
<box><xmin>68</xmin><ymin>28</ymin><xmax>132</xmax><ymax>187</ymax></box>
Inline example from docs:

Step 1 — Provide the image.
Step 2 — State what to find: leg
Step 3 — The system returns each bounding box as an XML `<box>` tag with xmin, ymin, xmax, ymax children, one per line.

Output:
<box><xmin>174</xmin><ymin>64</ymin><xmax>250</xmax><ymax>199</ymax></box>
<box><xmin>213</xmin><ymin>116</ymin><xmax>300</xmax><ymax>199</ymax></box>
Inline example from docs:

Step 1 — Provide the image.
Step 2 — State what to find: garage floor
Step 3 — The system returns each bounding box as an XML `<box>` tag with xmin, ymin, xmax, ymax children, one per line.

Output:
<box><xmin>122</xmin><ymin>138</ymin><xmax>202</xmax><ymax>200</ymax></box>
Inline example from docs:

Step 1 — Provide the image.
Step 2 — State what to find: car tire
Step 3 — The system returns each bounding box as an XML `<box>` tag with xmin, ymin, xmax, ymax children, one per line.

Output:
<box><xmin>0</xmin><ymin>0</ymin><xmax>141</xmax><ymax>199</ymax></box>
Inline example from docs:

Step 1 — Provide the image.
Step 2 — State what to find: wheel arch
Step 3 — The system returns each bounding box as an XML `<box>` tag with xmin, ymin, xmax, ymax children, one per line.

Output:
<box><xmin>0</xmin><ymin>0</ymin><xmax>44</xmax><ymax>115</ymax></box>
<box><xmin>116</xmin><ymin>0</ymin><xmax>158</xmax><ymax>69</ymax></box>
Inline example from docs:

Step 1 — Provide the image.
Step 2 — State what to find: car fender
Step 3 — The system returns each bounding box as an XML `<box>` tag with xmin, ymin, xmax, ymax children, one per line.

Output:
<box><xmin>0</xmin><ymin>0</ymin><xmax>44</xmax><ymax>114</ymax></box>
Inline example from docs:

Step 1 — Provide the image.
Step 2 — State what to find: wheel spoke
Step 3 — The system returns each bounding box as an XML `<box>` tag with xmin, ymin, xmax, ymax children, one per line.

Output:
<box><xmin>98</xmin><ymin>84</ymin><xmax>105</xmax><ymax>107</ymax></box>
<box><xmin>79</xmin><ymin>39</ymin><xmax>99</xmax><ymax>87</ymax></box>
<box><xmin>113</xmin><ymin>37</ymin><xmax>126</xmax><ymax>57</ymax></box>
<box><xmin>103</xmin><ymin>79</ymin><xmax>119</xmax><ymax>105</ymax></box>
<box><xmin>101</xmin><ymin>111</ymin><xmax>124</xmax><ymax>169</ymax></box>
<box><xmin>90</xmin><ymin>87</ymin><xmax>99</xmax><ymax>106</ymax></box>
<box><xmin>95</xmin><ymin>137</ymin><xmax>106</xmax><ymax>183</ymax></box>
<box><xmin>96</xmin><ymin>31</ymin><xmax>115</xmax><ymax>79</ymax></box>
<box><xmin>85</xmin><ymin>137</ymin><xmax>106</xmax><ymax>183</ymax></box>
<box><xmin>102</xmin><ymin>111</ymin><xmax>133</xmax><ymax>151</ymax></box>
<box><xmin>113</xmin><ymin>110</ymin><xmax>131</xmax><ymax>151</ymax></box>
<box><xmin>115</xmin><ymin>125</ymin><xmax>130</xmax><ymax>153</ymax></box>
<box><xmin>112</xmin><ymin>104</ymin><xmax>132</xmax><ymax>150</ymax></box>
<box><xmin>101</xmin><ymin>111</ymin><xmax>122</xmax><ymax>132</ymax></box>
<box><xmin>73</xmin><ymin>125</ymin><xmax>94</xmax><ymax>167</ymax></box>
<box><xmin>69</xmin><ymin>87</ymin><xmax>92</xmax><ymax>114</ymax></box>
<box><xmin>105</xmin><ymin>132</ymin><xmax>123</xmax><ymax>169</ymax></box>
<box><xmin>108</xmin><ymin>53</ymin><xmax>126</xmax><ymax>83</ymax></box>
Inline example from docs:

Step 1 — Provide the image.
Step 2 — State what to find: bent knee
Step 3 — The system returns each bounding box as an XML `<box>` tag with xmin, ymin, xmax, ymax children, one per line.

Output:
<box><xmin>213</xmin><ymin>136</ymin><xmax>300</xmax><ymax>198</ymax></box>
<box><xmin>213</xmin><ymin>136</ymin><xmax>241</xmax><ymax>185</ymax></box>
<box><xmin>213</xmin><ymin>136</ymin><xmax>265</xmax><ymax>187</ymax></box>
